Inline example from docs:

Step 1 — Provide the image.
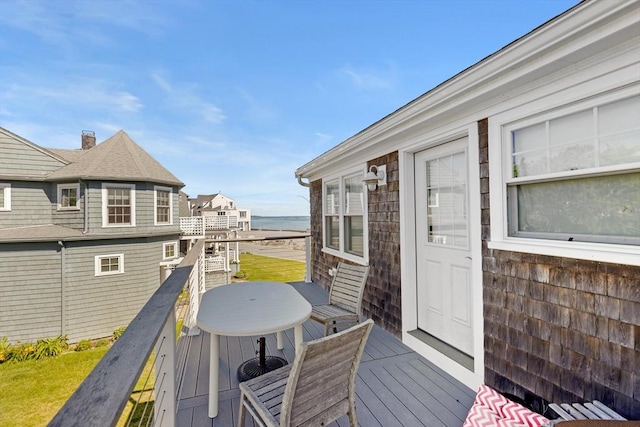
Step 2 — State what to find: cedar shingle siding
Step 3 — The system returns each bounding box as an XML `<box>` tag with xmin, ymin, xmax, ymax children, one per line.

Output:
<box><xmin>309</xmin><ymin>153</ymin><xmax>403</xmax><ymax>338</ymax></box>
<box><xmin>479</xmin><ymin>118</ymin><xmax>640</xmax><ymax>418</ymax></box>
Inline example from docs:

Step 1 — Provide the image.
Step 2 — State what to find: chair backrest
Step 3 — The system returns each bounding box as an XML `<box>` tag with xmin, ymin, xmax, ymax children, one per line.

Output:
<box><xmin>328</xmin><ymin>262</ymin><xmax>369</xmax><ymax>315</ymax></box>
<box><xmin>279</xmin><ymin>319</ymin><xmax>374</xmax><ymax>426</ymax></box>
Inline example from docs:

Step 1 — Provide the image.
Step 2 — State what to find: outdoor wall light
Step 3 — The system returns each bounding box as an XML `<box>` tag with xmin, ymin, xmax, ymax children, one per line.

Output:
<box><xmin>363</xmin><ymin>164</ymin><xmax>387</xmax><ymax>191</ymax></box>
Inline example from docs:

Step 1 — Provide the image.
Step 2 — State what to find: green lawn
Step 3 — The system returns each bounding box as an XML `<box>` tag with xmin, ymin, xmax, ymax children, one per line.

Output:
<box><xmin>0</xmin><ymin>347</ymin><xmax>109</xmax><ymax>427</ymax></box>
<box><xmin>237</xmin><ymin>253</ymin><xmax>306</xmax><ymax>283</ymax></box>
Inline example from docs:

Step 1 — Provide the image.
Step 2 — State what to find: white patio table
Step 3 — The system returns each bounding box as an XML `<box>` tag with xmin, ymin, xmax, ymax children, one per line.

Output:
<box><xmin>196</xmin><ymin>281</ymin><xmax>312</xmax><ymax>419</ymax></box>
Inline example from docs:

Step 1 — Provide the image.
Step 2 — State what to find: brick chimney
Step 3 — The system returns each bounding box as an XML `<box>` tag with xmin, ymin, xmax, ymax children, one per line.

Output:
<box><xmin>81</xmin><ymin>130</ymin><xmax>96</xmax><ymax>150</ymax></box>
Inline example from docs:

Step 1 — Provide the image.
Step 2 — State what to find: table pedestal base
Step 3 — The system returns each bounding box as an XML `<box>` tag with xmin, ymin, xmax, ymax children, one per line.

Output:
<box><xmin>237</xmin><ymin>336</ymin><xmax>288</xmax><ymax>382</ymax></box>
<box><xmin>237</xmin><ymin>355</ymin><xmax>287</xmax><ymax>381</ymax></box>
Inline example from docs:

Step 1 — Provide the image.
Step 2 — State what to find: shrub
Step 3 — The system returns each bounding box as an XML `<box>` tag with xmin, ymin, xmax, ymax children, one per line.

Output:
<box><xmin>0</xmin><ymin>337</ymin><xmax>9</xmax><ymax>363</ymax></box>
<box><xmin>7</xmin><ymin>342</ymin><xmax>36</xmax><ymax>362</ymax></box>
<box><xmin>113</xmin><ymin>326</ymin><xmax>126</xmax><ymax>340</ymax></box>
<box><xmin>95</xmin><ymin>339</ymin><xmax>109</xmax><ymax>348</ymax></box>
<box><xmin>74</xmin><ymin>339</ymin><xmax>92</xmax><ymax>352</ymax></box>
<box><xmin>234</xmin><ymin>270</ymin><xmax>247</xmax><ymax>279</ymax></box>
<box><xmin>34</xmin><ymin>336</ymin><xmax>68</xmax><ymax>359</ymax></box>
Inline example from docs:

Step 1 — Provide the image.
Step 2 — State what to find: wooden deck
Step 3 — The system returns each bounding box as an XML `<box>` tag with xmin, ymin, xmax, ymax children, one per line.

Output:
<box><xmin>176</xmin><ymin>282</ymin><xmax>475</xmax><ymax>426</ymax></box>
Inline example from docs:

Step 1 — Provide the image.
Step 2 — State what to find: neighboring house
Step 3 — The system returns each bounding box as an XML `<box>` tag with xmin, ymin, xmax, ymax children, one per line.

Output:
<box><xmin>189</xmin><ymin>192</ymin><xmax>252</xmax><ymax>231</ymax></box>
<box><xmin>296</xmin><ymin>0</ymin><xmax>639</xmax><ymax>418</ymax></box>
<box><xmin>0</xmin><ymin>128</ymin><xmax>184</xmax><ymax>344</ymax></box>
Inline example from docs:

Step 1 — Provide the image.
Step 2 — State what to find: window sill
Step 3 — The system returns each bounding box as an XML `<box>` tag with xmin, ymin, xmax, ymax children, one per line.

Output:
<box><xmin>321</xmin><ymin>247</ymin><xmax>368</xmax><ymax>266</ymax></box>
<box><xmin>488</xmin><ymin>238</ymin><xmax>640</xmax><ymax>266</ymax></box>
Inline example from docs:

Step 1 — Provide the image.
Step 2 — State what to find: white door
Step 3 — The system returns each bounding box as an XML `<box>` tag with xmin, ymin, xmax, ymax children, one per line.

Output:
<box><xmin>415</xmin><ymin>137</ymin><xmax>473</xmax><ymax>355</ymax></box>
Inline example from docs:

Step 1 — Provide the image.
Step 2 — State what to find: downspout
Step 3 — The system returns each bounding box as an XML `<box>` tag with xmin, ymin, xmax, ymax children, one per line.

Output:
<box><xmin>58</xmin><ymin>240</ymin><xmax>66</xmax><ymax>336</ymax></box>
<box><xmin>297</xmin><ymin>175</ymin><xmax>312</xmax><ymax>283</ymax></box>
<box><xmin>81</xmin><ymin>180</ymin><xmax>89</xmax><ymax>234</ymax></box>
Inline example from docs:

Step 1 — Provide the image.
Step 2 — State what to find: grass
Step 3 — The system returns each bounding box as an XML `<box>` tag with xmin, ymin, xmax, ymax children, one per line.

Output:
<box><xmin>0</xmin><ymin>346</ymin><xmax>109</xmax><ymax>427</ymax></box>
<box><xmin>238</xmin><ymin>253</ymin><xmax>306</xmax><ymax>282</ymax></box>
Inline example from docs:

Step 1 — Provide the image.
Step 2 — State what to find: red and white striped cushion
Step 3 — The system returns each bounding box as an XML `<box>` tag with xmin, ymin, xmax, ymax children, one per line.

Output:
<box><xmin>463</xmin><ymin>385</ymin><xmax>549</xmax><ymax>427</ymax></box>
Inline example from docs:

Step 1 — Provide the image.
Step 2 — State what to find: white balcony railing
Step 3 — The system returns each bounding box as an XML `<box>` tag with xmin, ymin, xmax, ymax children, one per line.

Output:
<box><xmin>179</xmin><ymin>216</ymin><xmax>239</xmax><ymax>236</ymax></box>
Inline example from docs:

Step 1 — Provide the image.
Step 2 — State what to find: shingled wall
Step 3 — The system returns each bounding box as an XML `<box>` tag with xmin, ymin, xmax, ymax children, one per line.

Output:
<box><xmin>308</xmin><ymin>151</ymin><xmax>402</xmax><ymax>338</ymax></box>
<box><xmin>479</xmin><ymin>118</ymin><xmax>640</xmax><ymax>418</ymax></box>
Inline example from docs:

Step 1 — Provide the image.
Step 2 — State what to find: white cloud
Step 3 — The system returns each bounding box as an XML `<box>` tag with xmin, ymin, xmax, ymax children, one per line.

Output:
<box><xmin>149</xmin><ymin>72</ymin><xmax>227</xmax><ymax>124</ymax></box>
<box><xmin>0</xmin><ymin>0</ymin><xmax>171</xmax><ymax>49</ymax></box>
<box><xmin>2</xmin><ymin>78</ymin><xmax>142</xmax><ymax>114</ymax></box>
<box><xmin>340</xmin><ymin>65</ymin><xmax>393</xmax><ymax>90</ymax></box>
<box><xmin>151</xmin><ymin>73</ymin><xmax>173</xmax><ymax>93</ymax></box>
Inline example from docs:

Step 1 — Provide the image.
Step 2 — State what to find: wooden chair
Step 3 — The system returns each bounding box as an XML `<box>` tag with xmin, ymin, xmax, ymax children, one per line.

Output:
<box><xmin>238</xmin><ymin>319</ymin><xmax>374</xmax><ymax>427</ymax></box>
<box><xmin>310</xmin><ymin>262</ymin><xmax>369</xmax><ymax>336</ymax></box>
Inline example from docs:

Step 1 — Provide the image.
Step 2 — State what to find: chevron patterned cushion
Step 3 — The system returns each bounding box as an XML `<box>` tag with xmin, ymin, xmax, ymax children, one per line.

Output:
<box><xmin>463</xmin><ymin>385</ymin><xmax>549</xmax><ymax>427</ymax></box>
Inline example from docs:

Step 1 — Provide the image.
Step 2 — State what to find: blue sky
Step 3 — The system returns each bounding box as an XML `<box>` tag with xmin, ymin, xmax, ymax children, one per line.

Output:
<box><xmin>0</xmin><ymin>0</ymin><xmax>577</xmax><ymax>216</ymax></box>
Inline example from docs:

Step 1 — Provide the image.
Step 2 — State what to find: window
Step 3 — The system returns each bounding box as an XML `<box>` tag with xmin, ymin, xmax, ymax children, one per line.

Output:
<box><xmin>323</xmin><ymin>169</ymin><xmax>367</xmax><ymax>260</ymax></box>
<box><xmin>57</xmin><ymin>183</ymin><xmax>79</xmax><ymax>210</ymax></box>
<box><xmin>163</xmin><ymin>242</ymin><xmax>178</xmax><ymax>259</ymax></box>
<box><xmin>0</xmin><ymin>183</ymin><xmax>10</xmax><ymax>211</ymax></box>
<box><xmin>102</xmin><ymin>183</ymin><xmax>136</xmax><ymax>227</ymax></box>
<box><xmin>155</xmin><ymin>186</ymin><xmax>172</xmax><ymax>225</ymax></box>
<box><xmin>504</xmin><ymin>95</ymin><xmax>640</xmax><ymax>246</ymax></box>
<box><xmin>95</xmin><ymin>254</ymin><xmax>124</xmax><ymax>276</ymax></box>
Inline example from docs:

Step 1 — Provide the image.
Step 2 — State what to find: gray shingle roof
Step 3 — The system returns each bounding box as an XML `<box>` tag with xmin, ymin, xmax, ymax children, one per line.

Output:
<box><xmin>46</xmin><ymin>130</ymin><xmax>184</xmax><ymax>187</ymax></box>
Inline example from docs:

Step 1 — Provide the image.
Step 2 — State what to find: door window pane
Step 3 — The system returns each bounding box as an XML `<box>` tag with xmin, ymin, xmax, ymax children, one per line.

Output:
<box><xmin>426</xmin><ymin>152</ymin><xmax>468</xmax><ymax>247</ymax></box>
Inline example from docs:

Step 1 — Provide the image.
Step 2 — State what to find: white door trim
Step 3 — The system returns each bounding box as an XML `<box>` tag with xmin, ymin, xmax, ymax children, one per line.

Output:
<box><xmin>399</xmin><ymin>123</ymin><xmax>484</xmax><ymax>390</ymax></box>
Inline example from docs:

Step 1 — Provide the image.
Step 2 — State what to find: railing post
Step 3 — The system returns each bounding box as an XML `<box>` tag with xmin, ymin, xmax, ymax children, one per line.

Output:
<box><xmin>154</xmin><ymin>308</ymin><xmax>176</xmax><ymax>427</ymax></box>
<box><xmin>305</xmin><ymin>236</ymin><xmax>311</xmax><ymax>283</ymax></box>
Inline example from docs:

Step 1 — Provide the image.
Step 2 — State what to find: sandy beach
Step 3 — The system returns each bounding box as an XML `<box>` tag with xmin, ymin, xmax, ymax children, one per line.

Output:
<box><xmin>235</xmin><ymin>229</ymin><xmax>310</xmax><ymax>262</ymax></box>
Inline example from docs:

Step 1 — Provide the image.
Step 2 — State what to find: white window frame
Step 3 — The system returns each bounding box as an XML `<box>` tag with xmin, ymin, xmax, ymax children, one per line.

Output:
<box><xmin>489</xmin><ymin>87</ymin><xmax>640</xmax><ymax>266</ymax></box>
<box><xmin>0</xmin><ymin>183</ymin><xmax>10</xmax><ymax>211</ymax></box>
<box><xmin>95</xmin><ymin>254</ymin><xmax>124</xmax><ymax>276</ymax></box>
<box><xmin>322</xmin><ymin>166</ymin><xmax>369</xmax><ymax>265</ymax></box>
<box><xmin>102</xmin><ymin>183</ymin><xmax>136</xmax><ymax>227</ymax></box>
<box><xmin>154</xmin><ymin>186</ymin><xmax>173</xmax><ymax>225</ymax></box>
<box><xmin>57</xmin><ymin>183</ymin><xmax>80</xmax><ymax>211</ymax></box>
<box><xmin>163</xmin><ymin>241</ymin><xmax>178</xmax><ymax>260</ymax></box>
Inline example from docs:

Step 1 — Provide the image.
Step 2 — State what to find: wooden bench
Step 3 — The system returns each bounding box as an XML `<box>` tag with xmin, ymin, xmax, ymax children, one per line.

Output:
<box><xmin>547</xmin><ymin>401</ymin><xmax>627</xmax><ymax>425</ymax></box>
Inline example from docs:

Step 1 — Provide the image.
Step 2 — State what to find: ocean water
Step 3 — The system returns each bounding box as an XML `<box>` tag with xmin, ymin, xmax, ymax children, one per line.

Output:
<box><xmin>251</xmin><ymin>216</ymin><xmax>310</xmax><ymax>231</ymax></box>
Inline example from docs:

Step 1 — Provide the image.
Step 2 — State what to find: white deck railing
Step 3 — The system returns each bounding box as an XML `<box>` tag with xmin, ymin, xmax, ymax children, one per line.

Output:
<box><xmin>179</xmin><ymin>216</ymin><xmax>239</xmax><ymax>236</ymax></box>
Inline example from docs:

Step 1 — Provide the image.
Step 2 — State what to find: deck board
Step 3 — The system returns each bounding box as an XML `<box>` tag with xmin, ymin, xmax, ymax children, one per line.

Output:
<box><xmin>177</xmin><ymin>281</ymin><xmax>474</xmax><ymax>426</ymax></box>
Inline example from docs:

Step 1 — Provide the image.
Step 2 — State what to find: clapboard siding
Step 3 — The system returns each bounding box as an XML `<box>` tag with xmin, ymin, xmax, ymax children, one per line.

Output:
<box><xmin>0</xmin><ymin>132</ymin><xmax>66</xmax><ymax>176</ymax></box>
<box><xmin>0</xmin><ymin>242</ymin><xmax>62</xmax><ymax>342</ymax></box>
<box><xmin>0</xmin><ymin>181</ymin><xmax>53</xmax><ymax>228</ymax></box>
<box><xmin>51</xmin><ymin>183</ymin><xmax>85</xmax><ymax>231</ymax></box>
<box><xmin>63</xmin><ymin>238</ymin><xmax>166</xmax><ymax>342</ymax></box>
<box><xmin>84</xmin><ymin>182</ymin><xmax>181</xmax><ymax>235</ymax></box>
